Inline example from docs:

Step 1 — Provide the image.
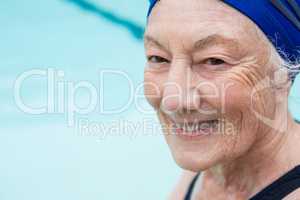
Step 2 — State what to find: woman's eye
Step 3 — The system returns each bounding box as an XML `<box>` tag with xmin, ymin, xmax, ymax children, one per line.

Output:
<box><xmin>148</xmin><ymin>56</ymin><xmax>169</xmax><ymax>63</ymax></box>
<box><xmin>204</xmin><ymin>58</ymin><xmax>225</xmax><ymax>65</ymax></box>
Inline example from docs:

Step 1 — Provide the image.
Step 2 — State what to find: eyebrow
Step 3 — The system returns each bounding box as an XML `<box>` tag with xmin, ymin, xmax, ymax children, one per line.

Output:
<box><xmin>144</xmin><ymin>35</ymin><xmax>169</xmax><ymax>52</ymax></box>
<box><xmin>144</xmin><ymin>34</ymin><xmax>241</xmax><ymax>53</ymax></box>
<box><xmin>194</xmin><ymin>34</ymin><xmax>241</xmax><ymax>51</ymax></box>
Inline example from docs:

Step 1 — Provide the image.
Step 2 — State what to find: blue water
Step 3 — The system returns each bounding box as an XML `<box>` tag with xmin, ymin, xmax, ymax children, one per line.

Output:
<box><xmin>0</xmin><ymin>1</ymin><xmax>180</xmax><ymax>199</ymax></box>
<box><xmin>0</xmin><ymin>1</ymin><xmax>299</xmax><ymax>200</ymax></box>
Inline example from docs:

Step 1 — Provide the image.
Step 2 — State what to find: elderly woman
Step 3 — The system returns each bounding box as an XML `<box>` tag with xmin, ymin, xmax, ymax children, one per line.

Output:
<box><xmin>143</xmin><ymin>0</ymin><xmax>300</xmax><ymax>199</ymax></box>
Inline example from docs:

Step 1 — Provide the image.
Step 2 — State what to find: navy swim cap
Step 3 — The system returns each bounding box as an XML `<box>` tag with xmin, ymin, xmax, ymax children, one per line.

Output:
<box><xmin>147</xmin><ymin>0</ymin><xmax>300</xmax><ymax>61</ymax></box>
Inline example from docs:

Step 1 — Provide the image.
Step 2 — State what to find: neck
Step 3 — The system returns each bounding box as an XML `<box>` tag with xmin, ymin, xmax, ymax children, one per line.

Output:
<box><xmin>203</xmin><ymin>112</ymin><xmax>300</xmax><ymax>199</ymax></box>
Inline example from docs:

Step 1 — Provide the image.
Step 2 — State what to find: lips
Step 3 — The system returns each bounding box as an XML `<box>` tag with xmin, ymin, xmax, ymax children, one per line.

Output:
<box><xmin>171</xmin><ymin>119</ymin><xmax>219</xmax><ymax>138</ymax></box>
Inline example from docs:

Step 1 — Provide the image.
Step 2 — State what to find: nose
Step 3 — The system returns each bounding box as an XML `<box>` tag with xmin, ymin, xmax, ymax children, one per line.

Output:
<box><xmin>161</xmin><ymin>58</ymin><xmax>201</xmax><ymax>113</ymax></box>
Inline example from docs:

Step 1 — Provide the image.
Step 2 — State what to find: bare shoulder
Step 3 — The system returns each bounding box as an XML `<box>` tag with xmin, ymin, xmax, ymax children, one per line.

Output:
<box><xmin>283</xmin><ymin>189</ymin><xmax>300</xmax><ymax>200</ymax></box>
<box><xmin>168</xmin><ymin>170</ymin><xmax>198</xmax><ymax>200</ymax></box>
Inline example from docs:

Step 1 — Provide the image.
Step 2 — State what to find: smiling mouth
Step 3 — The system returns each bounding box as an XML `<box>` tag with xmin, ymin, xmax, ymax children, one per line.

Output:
<box><xmin>171</xmin><ymin>119</ymin><xmax>220</xmax><ymax>138</ymax></box>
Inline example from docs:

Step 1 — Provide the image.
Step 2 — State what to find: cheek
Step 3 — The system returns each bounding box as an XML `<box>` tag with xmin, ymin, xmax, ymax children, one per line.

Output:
<box><xmin>227</xmin><ymin>66</ymin><xmax>276</xmax><ymax>122</ymax></box>
<box><xmin>144</xmin><ymin>70</ymin><xmax>165</xmax><ymax>109</ymax></box>
<box><xmin>216</xmin><ymin>69</ymin><xmax>275</xmax><ymax>147</ymax></box>
<box><xmin>207</xmin><ymin>71</ymin><xmax>259</xmax><ymax>137</ymax></box>
<box><xmin>223</xmin><ymin>83</ymin><xmax>251</xmax><ymax>116</ymax></box>
<box><xmin>218</xmin><ymin>64</ymin><xmax>274</xmax><ymax>118</ymax></box>
<box><xmin>214</xmin><ymin>82</ymin><xmax>261</xmax><ymax>161</ymax></box>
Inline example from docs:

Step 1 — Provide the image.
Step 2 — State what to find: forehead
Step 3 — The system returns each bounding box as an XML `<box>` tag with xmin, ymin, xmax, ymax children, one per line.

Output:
<box><xmin>145</xmin><ymin>0</ymin><xmax>261</xmax><ymax>51</ymax></box>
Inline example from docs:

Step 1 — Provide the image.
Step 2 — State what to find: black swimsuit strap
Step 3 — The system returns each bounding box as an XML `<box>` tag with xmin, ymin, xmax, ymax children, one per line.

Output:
<box><xmin>250</xmin><ymin>165</ymin><xmax>300</xmax><ymax>200</ymax></box>
<box><xmin>184</xmin><ymin>165</ymin><xmax>300</xmax><ymax>200</ymax></box>
<box><xmin>184</xmin><ymin>173</ymin><xmax>200</xmax><ymax>200</ymax></box>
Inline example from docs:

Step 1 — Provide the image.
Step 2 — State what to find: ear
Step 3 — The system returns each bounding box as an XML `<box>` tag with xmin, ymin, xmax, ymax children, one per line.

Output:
<box><xmin>266</xmin><ymin>66</ymin><xmax>292</xmax><ymax>108</ymax></box>
<box><xmin>269</xmin><ymin>66</ymin><xmax>291</xmax><ymax>90</ymax></box>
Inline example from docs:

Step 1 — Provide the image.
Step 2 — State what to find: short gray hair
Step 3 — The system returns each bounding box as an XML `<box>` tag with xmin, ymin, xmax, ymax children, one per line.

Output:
<box><xmin>272</xmin><ymin>46</ymin><xmax>300</xmax><ymax>84</ymax></box>
<box><xmin>278</xmin><ymin>52</ymin><xmax>300</xmax><ymax>84</ymax></box>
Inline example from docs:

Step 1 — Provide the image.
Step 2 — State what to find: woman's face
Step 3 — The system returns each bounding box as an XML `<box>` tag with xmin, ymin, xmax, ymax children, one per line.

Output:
<box><xmin>144</xmin><ymin>0</ymin><xmax>277</xmax><ymax>171</ymax></box>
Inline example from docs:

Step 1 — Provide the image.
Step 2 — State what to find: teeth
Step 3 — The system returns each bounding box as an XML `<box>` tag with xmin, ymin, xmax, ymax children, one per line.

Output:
<box><xmin>184</xmin><ymin>126</ymin><xmax>194</xmax><ymax>132</ymax></box>
<box><xmin>176</xmin><ymin>120</ymin><xmax>219</xmax><ymax>133</ymax></box>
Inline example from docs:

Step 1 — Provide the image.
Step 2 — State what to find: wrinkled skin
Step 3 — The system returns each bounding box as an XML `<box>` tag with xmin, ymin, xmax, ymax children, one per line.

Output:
<box><xmin>144</xmin><ymin>0</ymin><xmax>300</xmax><ymax>199</ymax></box>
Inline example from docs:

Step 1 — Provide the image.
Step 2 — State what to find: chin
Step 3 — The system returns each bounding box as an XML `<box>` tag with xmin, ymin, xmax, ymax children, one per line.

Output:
<box><xmin>158</xmin><ymin>109</ymin><xmax>257</xmax><ymax>172</ymax></box>
<box><xmin>174</xmin><ymin>155</ymin><xmax>216</xmax><ymax>172</ymax></box>
<box><xmin>164</xmin><ymin>130</ymin><xmax>254</xmax><ymax>172</ymax></box>
<box><xmin>166</xmin><ymin>137</ymin><xmax>226</xmax><ymax>172</ymax></box>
